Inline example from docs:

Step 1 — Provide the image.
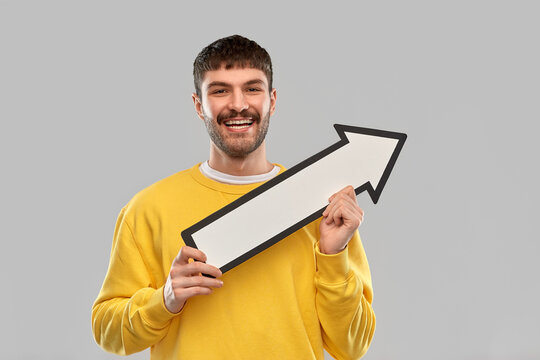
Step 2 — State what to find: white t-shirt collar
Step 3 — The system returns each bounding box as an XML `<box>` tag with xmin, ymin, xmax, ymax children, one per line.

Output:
<box><xmin>199</xmin><ymin>161</ymin><xmax>280</xmax><ymax>185</ymax></box>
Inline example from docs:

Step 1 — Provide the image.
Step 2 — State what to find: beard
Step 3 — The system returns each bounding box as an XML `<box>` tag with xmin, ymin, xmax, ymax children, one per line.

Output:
<box><xmin>202</xmin><ymin>108</ymin><xmax>270</xmax><ymax>158</ymax></box>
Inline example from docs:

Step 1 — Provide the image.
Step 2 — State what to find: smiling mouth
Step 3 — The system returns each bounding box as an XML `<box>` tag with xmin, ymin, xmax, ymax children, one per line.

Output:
<box><xmin>224</xmin><ymin>119</ymin><xmax>254</xmax><ymax>129</ymax></box>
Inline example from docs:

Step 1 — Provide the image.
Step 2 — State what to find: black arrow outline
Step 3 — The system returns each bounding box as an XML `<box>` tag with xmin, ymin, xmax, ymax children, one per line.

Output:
<box><xmin>181</xmin><ymin>124</ymin><xmax>407</xmax><ymax>273</ymax></box>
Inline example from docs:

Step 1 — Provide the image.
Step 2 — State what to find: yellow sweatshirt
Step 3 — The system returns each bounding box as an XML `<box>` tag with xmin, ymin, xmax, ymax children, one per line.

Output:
<box><xmin>92</xmin><ymin>164</ymin><xmax>375</xmax><ymax>359</ymax></box>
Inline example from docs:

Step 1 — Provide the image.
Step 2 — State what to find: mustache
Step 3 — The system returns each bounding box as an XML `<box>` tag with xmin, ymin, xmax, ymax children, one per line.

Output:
<box><xmin>217</xmin><ymin>110</ymin><xmax>260</xmax><ymax>124</ymax></box>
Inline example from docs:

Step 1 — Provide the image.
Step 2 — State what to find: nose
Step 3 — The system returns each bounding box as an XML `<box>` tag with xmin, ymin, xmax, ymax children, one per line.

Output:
<box><xmin>228</xmin><ymin>89</ymin><xmax>248</xmax><ymax>112</ymax></box>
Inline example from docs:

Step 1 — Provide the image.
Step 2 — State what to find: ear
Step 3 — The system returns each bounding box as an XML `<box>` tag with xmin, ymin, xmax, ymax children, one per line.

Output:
<box><xmin>269</xmin><ymin>88</ymin><xmax>277</xmax><ymax>116</ymax></box>
<box><xmin>192</xmin><ymin>93</ymin><xmax>205</xmax><ymax>121</ymax></box>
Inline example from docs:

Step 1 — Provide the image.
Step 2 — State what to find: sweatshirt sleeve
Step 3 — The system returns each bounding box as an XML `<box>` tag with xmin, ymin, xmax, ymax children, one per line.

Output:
<box><xmin>91</xmin><ymin>208</ymin><xmax>179</xmax><ymax>355</ymax></box>
<box><xmin>314</xmin><ymin>230</ymin><xmax>376</xmax><ymax>360</ymax></box>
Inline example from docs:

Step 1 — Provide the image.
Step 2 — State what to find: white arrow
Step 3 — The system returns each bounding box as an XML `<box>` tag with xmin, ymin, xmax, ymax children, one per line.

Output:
<box><xmin>182</xmin><ymin>124</ymin><xmax>407</xmax><ymax>273</ymax></box>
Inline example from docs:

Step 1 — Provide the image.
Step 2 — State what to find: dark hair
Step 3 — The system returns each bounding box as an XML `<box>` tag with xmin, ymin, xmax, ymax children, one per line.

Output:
<box><xmin>193</xmin><ymin>35</ymin><xmax>273</xmax><ymax>97</ymax></box>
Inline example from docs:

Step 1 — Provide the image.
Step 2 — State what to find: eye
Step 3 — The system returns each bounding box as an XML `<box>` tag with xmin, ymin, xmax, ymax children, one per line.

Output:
<box><xmin>247</xmin><ymin>87</ymin><xmax>262</xmax><ymax>92</ymax></box>
<box><xmin>212</xmin><ymin>89</ymin><xmax>227</xmax><ymax>94</ymax></box>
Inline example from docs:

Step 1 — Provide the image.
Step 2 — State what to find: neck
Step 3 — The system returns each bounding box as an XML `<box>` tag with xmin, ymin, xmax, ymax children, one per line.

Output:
<box><xmin>208</xmin><ymin>142</ymin><xmax>273</xmax><ymax>176</ymax></box>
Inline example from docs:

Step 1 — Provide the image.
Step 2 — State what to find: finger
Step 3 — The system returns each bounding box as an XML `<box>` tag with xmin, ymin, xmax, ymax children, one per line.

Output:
<box><xmin>339</xmin><ymin>191</ymin><xmax>364</xmax><ymax>215</ymax></box>
<box><xmin>345</xmin><ymin>185</ymin><xmax>356</xmax><ymax>200</ymax></box>
<box><xmin>328</xmin><ymin>185</ymin><xmax>355</xmax><ymax>201</ymax></box>
<box><xmin>176</xmin><ymin>275</ymin><xmax>224</xmax><ymax>289</ymax></box>
<box><xmin>324</xmin><ymin>191</ymin><xmax>357</xmax><ymax>219</ymax></box>
<box><xmin>322</xmin><ymin>199</ymin><xmax>335</xmax><ymax>218</ymax></box>
<box><xmin>325</xmin><ymin>202</ymin><xmax>343</xmax><ymax>226</ymax></box>
<box><xmin>174</xmin><ymin>246</ymin><xmax>207</xmax><ymax>265</ymax></box>
<box><xmin>326</xmin><ymin>188</ymin><xmax>344</xmax><ymax>210</ymax></box>
<box><xmin>335</xmin><ymin>187</ymin><xmax>359</xmax><ymax>208</ymax></box>
<box><xmin>333</xmin><ymin>207</ymin><xmax>344</xmax><ymax>226</ymax></box>
<box><xmin>336</xmin><ymin>205</ymin><xmax>362</xmax><ymax>228</ymax></box>
<box><xmin>323</xmin><ymin>190</ymin><xmax>346</xmax><ymax>217</ymax></box>
<box><xmin>327</xmin><ymin>200</ymin><xmax>363</xmax><ymax>227</ymax></box>
<box><xmin>177</xmin><ymin>286</ymin><xmax>213</xmax><ymax>300</ymax></box>
<box><xmin>177</xmin><ymin>261</ymin><xmax>223</xmax><ymax>278</ymax></box>
<box><xmin>328</xmin><ymin>193</ymin><xmax>337</xmax><ymax>204</ymax></box>
<box><xmin>337</xmin><ymin>191</ymin><xmax>360</xmax><ymax>209</ymax></box>
<box><xmin>327</xmin><ymin>187</ymin><xmax>344</xmax><ymax>204</ymax></box>
<box><xmin>324</xmin><ymin>198</ymin><xmax>339</xmax><ymax>223</ymax></box>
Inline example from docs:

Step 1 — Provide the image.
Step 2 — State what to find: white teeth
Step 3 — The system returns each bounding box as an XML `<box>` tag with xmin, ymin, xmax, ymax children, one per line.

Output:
<box><xmin>225</xmin><ymin>119</ymin><xmax>253</xmax><ymax>126</ymax></box>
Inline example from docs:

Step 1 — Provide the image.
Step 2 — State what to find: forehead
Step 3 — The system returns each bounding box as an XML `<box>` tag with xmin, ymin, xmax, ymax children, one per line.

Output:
<box><xmin>202</xmin><ymin>66</ymin><xmax>269</xmax><ymax>88</ymax></box>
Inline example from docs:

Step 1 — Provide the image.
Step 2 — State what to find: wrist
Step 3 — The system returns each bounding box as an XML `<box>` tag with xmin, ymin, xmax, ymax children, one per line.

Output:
<box><xmin>163</xmin><ymin>281</ymin><xmax>184</xmax><ymax>314</ymax></box>
<box><xmin>164</xmin><ymin>298</ymin><xmax>184</xmax><ymax>314</ymax></box>
<box><xmin>318</xmin><ymin>239</ymin><xmax>347</xmax><ymax>255</ymax></box>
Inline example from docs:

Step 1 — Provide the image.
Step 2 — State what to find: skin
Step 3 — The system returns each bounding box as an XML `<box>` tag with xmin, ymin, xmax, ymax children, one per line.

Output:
<box><xmin>193</xmin><ymin>66</ymin><xmax>277</xmax><ymax>176</ymax></box>
<box><xmin>163</xmin><ymin>66</ymin><xmax>364</xmax><ymax>314</ymax></box>
<box><xmin>320</xmin><ymin>185</ymin><xmax>364</xmax><ymax>254</ymax></box>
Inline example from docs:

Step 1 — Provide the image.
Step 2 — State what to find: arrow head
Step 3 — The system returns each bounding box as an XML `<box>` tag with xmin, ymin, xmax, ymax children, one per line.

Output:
<box><xmin>334</xmin><ymin>124</ymin><xmax>407</xmax><ymax>203</ymax></box>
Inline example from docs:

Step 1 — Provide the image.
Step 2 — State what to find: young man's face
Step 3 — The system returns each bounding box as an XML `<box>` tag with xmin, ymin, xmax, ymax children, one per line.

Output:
<box><xmin>193</xmin><ymin>66</ymin><xmax>277</xmax><ymax>158</ymax></box>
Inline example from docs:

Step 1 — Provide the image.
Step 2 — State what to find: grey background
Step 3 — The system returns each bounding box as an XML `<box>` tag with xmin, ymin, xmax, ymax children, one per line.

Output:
<box><xmin>1</xmin><ymin>1</ymin><xmax>538</xmax><ymax>359</ymax></box>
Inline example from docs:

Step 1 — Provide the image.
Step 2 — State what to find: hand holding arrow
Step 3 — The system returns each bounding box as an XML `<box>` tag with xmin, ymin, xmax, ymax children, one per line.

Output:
<box><xmin>319</xmin><ymin>185</ymin><xmax>365</xmax><ymax>254</ymax></box>
<box><xmin>182</xmin><ymin>124</ymin><xmax>407</xmax><ymax>273</ymax></box>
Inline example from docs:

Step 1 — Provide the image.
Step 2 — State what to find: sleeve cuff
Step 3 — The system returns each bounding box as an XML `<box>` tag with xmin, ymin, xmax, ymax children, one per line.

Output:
<box><xmin>140</xmin><ymin>286</ymin><xmax>182</xmax><ymax>328</ymax></box>
<box><xmin>315</xmin><ymin>242</ymin><xmax>351</xmax><ymax>283</ymax></box>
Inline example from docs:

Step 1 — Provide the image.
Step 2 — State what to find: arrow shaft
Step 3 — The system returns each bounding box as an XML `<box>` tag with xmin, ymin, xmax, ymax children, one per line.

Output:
<box><xmin>192</xmin><ymin>143</ymin><xmax>371</xmax><ymax>269</ymax></box>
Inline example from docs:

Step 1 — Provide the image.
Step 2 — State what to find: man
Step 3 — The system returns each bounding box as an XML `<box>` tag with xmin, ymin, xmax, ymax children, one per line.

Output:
<box><xmin>92</xmin><ymin>35</ymin><xmax>375</xmax><ymax>359</ymax></box>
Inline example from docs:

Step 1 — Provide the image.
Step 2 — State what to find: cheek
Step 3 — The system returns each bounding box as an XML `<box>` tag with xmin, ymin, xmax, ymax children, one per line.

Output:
<box><xmin>258</xmin><ymin>97</ymin><xmax>271</xmax><ymax>113</ymax></box>
<box><xmin>202</xmin><ymin>101</ymin><xmax>217</xmax><ymax>119</ymax></box>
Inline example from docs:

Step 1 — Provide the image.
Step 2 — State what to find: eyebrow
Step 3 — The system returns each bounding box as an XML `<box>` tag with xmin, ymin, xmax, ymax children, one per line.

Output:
<box><xmin>244</xmin><ymin>79</ymin><xmax>266</xmax><ymax>86</ymax></box>
<box><xmin>207</xmin><ymin>81</ymin><xmax>230</xmax><ymax>89</ymax></box>
<box><xmin>207</xmin><ymin>79</ymin><xmax>266</xmax><ymax>89</ymax></box>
